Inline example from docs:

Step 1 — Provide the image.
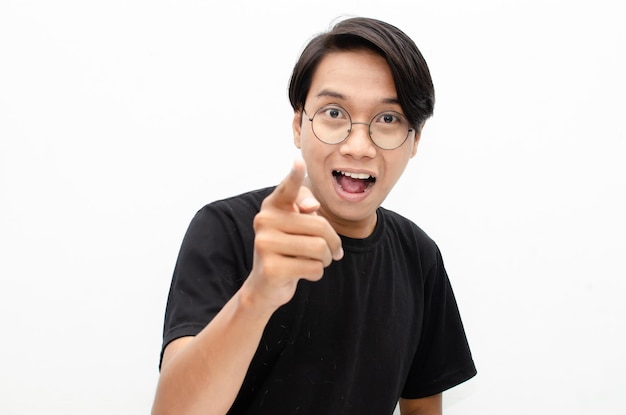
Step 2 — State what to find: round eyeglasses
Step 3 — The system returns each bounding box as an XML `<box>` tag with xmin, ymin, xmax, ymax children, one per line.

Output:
<box><xmin>303</xmin><ymin>104</ymin><xmax>414</xmax><ymax>150</ymax></box>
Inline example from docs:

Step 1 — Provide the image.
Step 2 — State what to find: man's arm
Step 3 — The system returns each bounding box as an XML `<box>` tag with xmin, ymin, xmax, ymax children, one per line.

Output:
<box><xmin>153</xmin><ymin>290</ymin><xmax>277</xmax><ymax>415</ymax></box>
<box><xmin>399</xmin><ymin>394</ymin><xmax>442</xmax><ymax>415</ymax></box>
<box><xmin>151</xmin><ymin>160</ymin><xmax>343</xmax><ymax>415</ymax></box>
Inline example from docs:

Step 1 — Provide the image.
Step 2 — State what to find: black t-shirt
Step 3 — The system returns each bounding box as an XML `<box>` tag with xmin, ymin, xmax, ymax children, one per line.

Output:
<box><xmin>161</xmin><ymin>187</ymin><xmax>476</xmax><ymax>414</ymax></box>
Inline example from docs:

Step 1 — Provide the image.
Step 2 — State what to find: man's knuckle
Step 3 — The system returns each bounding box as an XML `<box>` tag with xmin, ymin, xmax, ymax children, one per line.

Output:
<box><xmin>312</xmin><ymin>238</ymin><xmax>329</xmax><ymax>256</ymax></box>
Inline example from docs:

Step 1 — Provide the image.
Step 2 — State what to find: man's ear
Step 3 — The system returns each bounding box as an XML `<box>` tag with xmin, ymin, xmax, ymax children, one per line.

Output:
<box><xmin>410</xmin><ymin>122</ymin><xmax>425</xmax><ymax>158</ymax></box>
<box><xmin>293</xmin><ymin>110</ymin><xmax>303</xmax><ymax>149</ymax></box>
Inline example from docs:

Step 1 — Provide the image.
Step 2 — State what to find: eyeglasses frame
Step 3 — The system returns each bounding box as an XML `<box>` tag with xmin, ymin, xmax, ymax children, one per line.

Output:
<box><xmin>302</xmin><ymin>105</ymin><xmax>415</xmax><ymax>150</ymax></box>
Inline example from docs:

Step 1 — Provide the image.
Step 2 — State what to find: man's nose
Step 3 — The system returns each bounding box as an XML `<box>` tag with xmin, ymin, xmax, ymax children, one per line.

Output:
<box><xmin>339</xmin><ymin>122</ymin><xmax>377</xmax><ymax>158</ymax></box>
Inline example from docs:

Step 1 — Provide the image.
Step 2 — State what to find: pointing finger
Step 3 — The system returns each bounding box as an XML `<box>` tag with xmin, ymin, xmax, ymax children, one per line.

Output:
<box><xmin>269</xmin><ymin>159</ymin><xmax>307</xmax><ymax>210</ymax></box>
<box><xmin>295</xmin><ymin>186</ymin><xmax>320</xmax><ymax>214</ymax></box>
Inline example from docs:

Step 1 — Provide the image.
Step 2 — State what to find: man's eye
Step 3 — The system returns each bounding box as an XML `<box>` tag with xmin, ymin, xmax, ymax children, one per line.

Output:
<box><xmin>321</xmin><ymin>107</ymin><xmax>346</xmax><ymax>119</ymax></box>
<box><xmin>379</xmin><ymin>113</ymin><xmax>398</xmax><ymax>123</ymax></box>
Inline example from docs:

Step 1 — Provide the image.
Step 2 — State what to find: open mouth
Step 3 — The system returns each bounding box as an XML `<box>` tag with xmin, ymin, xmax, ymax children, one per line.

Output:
<box><xmin>333</xmin><ymin>170</ymin><xmax>376</xmax><ymax>193</ymax></box>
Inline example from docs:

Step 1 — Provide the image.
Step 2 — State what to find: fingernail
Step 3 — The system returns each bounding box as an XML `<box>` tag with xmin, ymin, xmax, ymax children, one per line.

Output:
<box><xmin>335</xmin><ymin>247</ymin><xmax>344</xmax><ymax>260</ymax></box>
<box><xmin>299</xmin><ymin>197</ymin><xmax>319</xmax><ymax>210</ymax></box>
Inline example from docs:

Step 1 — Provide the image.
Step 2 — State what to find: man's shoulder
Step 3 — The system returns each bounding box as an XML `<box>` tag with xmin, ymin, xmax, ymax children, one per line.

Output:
<box><xmin>379</xmin><ymin>207</ymin><xmax>433</xmax><ymax>241</ymax></box>
<box><xmin>378</xmin><ymin>207</ymin><xmax>439</xmax><ymax>256</ymax></box>
<box><xmin>184</xmin><ymin>187</ymin><xmax>275</xmax><ymax>234</ymax></box>
<box><xmin>199</xmin><ymin>187</ymin><xmax>275</xmax><ymax>216</ymax></box>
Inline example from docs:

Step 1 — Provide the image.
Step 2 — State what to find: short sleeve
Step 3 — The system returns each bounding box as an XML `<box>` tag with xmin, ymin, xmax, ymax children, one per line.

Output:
<box><xmin>401</xmin><ymin>246</ymin><xmax>477</xmax><ymax>398</ymax></box>
<box><xmin>159</xmin><ymin>203</ymin><xmax>255</xmax><ymax>366</ymax></box>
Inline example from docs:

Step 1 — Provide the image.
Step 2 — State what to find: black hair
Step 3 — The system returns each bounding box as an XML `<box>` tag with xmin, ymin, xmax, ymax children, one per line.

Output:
<box><xmin>288</xmin><ymin>17</ymin><xmax>435</xmax><ymax>130</ymax></box>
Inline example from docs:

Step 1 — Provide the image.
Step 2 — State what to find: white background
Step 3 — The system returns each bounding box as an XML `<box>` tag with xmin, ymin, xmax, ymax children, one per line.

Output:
<box><xmin>1</xmin><ymin>1</ymin><xmax>624</xmax><ymax>414</ymax></box>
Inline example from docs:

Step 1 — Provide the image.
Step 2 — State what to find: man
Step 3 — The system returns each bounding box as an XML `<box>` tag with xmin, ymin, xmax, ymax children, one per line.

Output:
<box><xmin>152</xmin><ymin>16</ymin><xmax>476</xmax><ymax>415</ymax></box>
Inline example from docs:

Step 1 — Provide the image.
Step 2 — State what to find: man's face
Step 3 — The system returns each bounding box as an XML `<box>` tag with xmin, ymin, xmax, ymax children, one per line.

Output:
<box><xmin>293</xmin><ymin>49</ymin><xmax>421</xmax><ymax>238</ymax></box>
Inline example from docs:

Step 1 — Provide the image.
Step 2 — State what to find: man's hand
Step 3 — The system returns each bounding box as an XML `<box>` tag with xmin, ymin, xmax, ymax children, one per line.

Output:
<box><xmin>154</xmin><ymin>160</ymin><xmax>343</xmax><ymax>415</ymax></box>
<box><xmin>244</xmin><ymin>159</ymin><xmax>344</xmax><ymax>310</ymax></box>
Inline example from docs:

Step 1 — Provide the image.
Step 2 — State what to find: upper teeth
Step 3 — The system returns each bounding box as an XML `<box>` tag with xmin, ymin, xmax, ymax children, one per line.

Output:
<box><xmin>340</xmin><ymin>171</ymin><xmax>371</xmax><ymax>180</ymax></box>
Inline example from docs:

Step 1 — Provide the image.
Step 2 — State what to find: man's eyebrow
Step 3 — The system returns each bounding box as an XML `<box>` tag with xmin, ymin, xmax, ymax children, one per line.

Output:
<box><xmin>316</xmin><ymin>89</ymin><xmax>346</xmax><ymax>100</ymax></box>
<box><xmin>381</xmin><ymin>97</ymin><xmax>401</xmax><ymax>105</ymax></box>
<box><xmin>316</xmin><ymin>89</ymin><xmax>400</xmax><ymax>105</ymax></box>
